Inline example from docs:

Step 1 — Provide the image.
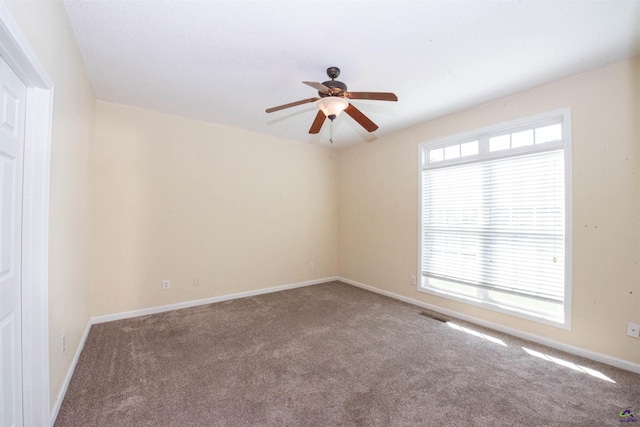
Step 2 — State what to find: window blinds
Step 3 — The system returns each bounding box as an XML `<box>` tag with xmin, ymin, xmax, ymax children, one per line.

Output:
<box><xmin>421</xmin><ymin>149</ymin><xmax>565</xmax><ymax>303</ymax></box>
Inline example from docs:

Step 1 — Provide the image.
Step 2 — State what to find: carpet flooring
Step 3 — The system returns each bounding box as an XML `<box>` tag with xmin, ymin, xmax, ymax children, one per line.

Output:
<box><xmin>55</xmin><ymin>281</ymin><xmax>640</xmax><ymax>426</ymax></box>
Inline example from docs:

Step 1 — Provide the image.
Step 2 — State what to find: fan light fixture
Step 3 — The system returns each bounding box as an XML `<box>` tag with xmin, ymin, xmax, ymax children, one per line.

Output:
<box><xmin>316</xmin><ymin>97</ymin><xmax>348</xmax><ymax>120</ymax></box>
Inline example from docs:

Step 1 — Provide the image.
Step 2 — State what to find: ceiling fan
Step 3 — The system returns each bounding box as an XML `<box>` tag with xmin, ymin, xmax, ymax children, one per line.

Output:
<box><xmin>265</xmin><ymin>67</ymin><xmax>398</xmax><ymax>135</ymax></box>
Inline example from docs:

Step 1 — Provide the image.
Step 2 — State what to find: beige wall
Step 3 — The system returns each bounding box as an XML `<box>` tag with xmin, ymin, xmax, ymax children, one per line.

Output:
<box><xmin>90</xmin><ymin>101</ymin><xmax>338</xmax><ymax>316</ymax></box>
<box><xmin>339</xmin><ymin>58</ymin><xmax>640</xmax><ymax>364</ymax></box>
<box><xmin>4</xmin><ymin>0</ymin><xmax>96</xmax><ymax>409</ymax></box>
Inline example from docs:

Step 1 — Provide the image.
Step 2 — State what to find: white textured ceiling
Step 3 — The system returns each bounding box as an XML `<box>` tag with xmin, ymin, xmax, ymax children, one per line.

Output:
<box><xmin>63</xmin><ymin>0</ymin><xmax>640</xmax><ymax>148</ymax></box>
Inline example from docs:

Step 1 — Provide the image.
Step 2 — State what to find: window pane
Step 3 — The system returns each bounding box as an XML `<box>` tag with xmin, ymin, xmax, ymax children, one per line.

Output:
<box><xmin>511</xmin><ymin>129</ymin><xmax>533</xmax><ymax>148</ymax></box>
<box><xmin>429</xmin><ymin>277</ymin><xmax>477</xmax><ymax>297</ymax></box>
<box><xmin>489</xmin><ymin>134</ymin><xmax>510</xmax><ymax>152</ymax></box>
<box><xmin>461</xmin><ymin>141</ymin><xmax>478</xmax><ymax>157</ymax></box>
<box><xmin>444</xmin><ymin>144</ymin><xmax>460</xmax><ymax>160</ymax></box>
<box><xmin>429</xmin><ymin>147</ymin><xmax>444</xmax><ymax>162</ymax></box>
<box><xmin>535</xmin><ymin>124</ymin><xmax>562</xmax><ymax>144</ymax></box>
<box><xmin>487</xmin><ymin>290</ymin><xmax>564</xmax><ymax>320</ymax></box>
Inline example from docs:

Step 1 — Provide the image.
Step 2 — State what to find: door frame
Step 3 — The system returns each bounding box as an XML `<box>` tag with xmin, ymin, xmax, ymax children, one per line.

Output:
<box><xmin>0</xmin><ymin>3</ymin><xmax>54</xmax><ymax>426</ymax></box>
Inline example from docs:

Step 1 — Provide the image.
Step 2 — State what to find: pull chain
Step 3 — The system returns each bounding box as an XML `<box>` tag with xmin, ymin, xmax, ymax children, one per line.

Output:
<box><xmin>330</xmin><ymin>119</ymin><xmax>334</xmax><ymax>144</ymax></box>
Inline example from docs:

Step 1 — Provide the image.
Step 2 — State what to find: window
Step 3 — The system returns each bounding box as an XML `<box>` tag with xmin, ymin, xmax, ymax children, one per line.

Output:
<box><xmin>419</xmin><ymin>109</ymin><xmax>571</xmax><ymax>328</ymax></box>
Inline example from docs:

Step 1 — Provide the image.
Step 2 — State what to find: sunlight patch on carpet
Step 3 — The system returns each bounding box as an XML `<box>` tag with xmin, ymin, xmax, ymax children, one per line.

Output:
<box><xmin>446</xmin><ymin>322</ymin><xmax>508</xmax><ymax>347</ymax></box>
<box><xmin>522</xmin><ymin>347</ymin><xmax>616</xmax><ymax>383</ymax></box>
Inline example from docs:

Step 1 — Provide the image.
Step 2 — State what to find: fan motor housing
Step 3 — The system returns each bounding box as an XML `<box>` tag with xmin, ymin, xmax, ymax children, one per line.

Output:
<box><xmin>319</xmin><ymin>80</ymin><xmax>347</xmax><ymax>97</ymax></box>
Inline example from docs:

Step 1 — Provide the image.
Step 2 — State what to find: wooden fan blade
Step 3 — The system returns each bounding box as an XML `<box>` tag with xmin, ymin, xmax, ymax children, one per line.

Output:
<box><xmin>345</xmin><ymin>92</ymin><xmax>398</xmax><ymax>102</ymax></box>
<box><xmin>309</xmin><ymin>110</ymin><xmax>326</xmax><ymax>134</ymax></box>
<box><xmin>266</xmin><ymin>97</ymin><xmax>319</xmax><ymax>113</ymax></box>
<box><xmin>344</xmin><ymin>103</ymin><xmax>378</xmax><ymax>132</ymax></box>
<box><xmin>303</xmin><ymin>81</ymin><xmax>332</xmax><ymax>94</ymax></box>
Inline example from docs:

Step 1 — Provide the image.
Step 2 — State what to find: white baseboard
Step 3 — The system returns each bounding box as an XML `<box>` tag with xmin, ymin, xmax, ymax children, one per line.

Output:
<box><xmin>91</xmin><ymin>276</ymin><xmax>339</xmax><ymax>324</ymax></box>
<box><xmin>50</xmin><ymin>321</ymin><xmax>92</xmax><ymax>426</ymax></box>
<box><xmin>339</xmin><ymin>276</ymin><xmax>640</xmax><ymax>375</ymax></box>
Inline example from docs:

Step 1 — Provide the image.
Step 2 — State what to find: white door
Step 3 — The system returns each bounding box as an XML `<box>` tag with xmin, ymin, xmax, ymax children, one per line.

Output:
<box><xmin>0</xmin><ymin>55</ymin><xmax>27</xmax><ymax>427</ymax></box>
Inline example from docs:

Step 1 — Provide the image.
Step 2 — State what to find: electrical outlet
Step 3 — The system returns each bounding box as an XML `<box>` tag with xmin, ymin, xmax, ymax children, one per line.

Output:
<box><xmin>410</xmin><ymin>276</ymin><xmax>417</xmax><ymax>285</ymax></box>
<box><xmin>627</xmin><ymin>322</ymin><xmax>640</xmax><ymax>338</ymax></box>
<box><xmin>61</xmin><ymin>335</ymin><xmax>66</xmax><ymax>354</ymax></box>
<box><xmin>194</xmin><ymin>277</ymin><xmax>201</xmax><ymax>286</ymax></box>
<box><xmin>309</xmin><ymin>262</ymin><xmax>315</xmax><ymax>270</ymax></box>
<box><xmin>162</xmin><ymin>279</ymin><xmax>170</xmax><ymax>290</ymax></box>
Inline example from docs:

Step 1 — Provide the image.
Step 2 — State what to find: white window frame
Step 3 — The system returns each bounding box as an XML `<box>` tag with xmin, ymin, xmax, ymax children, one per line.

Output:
<box><xmin>418</xmin><ymin>108</ymin><xmax>572</xmax><ymax>329</ymax></box>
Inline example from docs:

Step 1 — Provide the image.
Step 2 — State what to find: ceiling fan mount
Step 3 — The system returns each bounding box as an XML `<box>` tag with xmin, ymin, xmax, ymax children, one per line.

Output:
<box><xmin>326</xmin><ymin>66</ymin><xmax>341</xmax><ymax>79</ymax></box>
<box><xmin>265</xmin><ymin>66</ymin><xmax>398</xmax><ymax>136</ymax></box>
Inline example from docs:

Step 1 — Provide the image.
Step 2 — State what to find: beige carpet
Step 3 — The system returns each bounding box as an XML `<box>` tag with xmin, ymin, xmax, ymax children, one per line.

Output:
<box><xmin>55</xmin><ymin>281</ymin><xmax>640</xmax><ymax>426</ymax></box>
